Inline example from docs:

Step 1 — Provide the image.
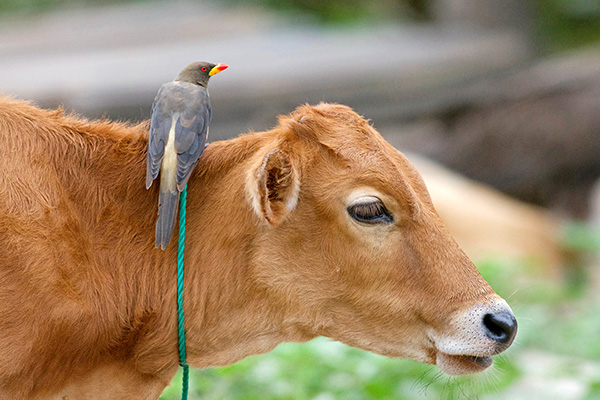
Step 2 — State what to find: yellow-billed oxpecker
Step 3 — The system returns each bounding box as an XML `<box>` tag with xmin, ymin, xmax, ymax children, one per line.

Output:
<box><xmin>146</xmin><ymin>61</ymin><xmax>228</xmax><ymax>249</ymax></box>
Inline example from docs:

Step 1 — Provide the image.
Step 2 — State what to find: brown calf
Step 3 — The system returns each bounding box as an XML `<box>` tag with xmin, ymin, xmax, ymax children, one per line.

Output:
<box><xmin>0</xmin><ymin>97</ymin><xmax>516</xmax><ymax>399</ymax></box>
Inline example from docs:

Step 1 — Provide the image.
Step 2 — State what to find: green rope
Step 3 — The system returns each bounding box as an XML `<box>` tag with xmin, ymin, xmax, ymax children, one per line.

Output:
<box><xmin>177</xmin><ymin>185</ymin><xmax>189</xmax><ymax>400</ymax></box>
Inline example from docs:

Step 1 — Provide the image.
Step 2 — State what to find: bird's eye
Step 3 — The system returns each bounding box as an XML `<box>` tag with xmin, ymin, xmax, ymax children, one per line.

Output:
<box><xmin>201</xmin><ymin>66</ymin><xmax>208</xmax><ymax>72</ymax></box>
<box><xmin>347</xmin><ymin>199</ymin><xmax>393</xmax><ymax>224</ymax></box>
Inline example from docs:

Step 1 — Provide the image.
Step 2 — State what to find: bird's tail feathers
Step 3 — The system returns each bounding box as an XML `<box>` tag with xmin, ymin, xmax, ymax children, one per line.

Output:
<box><xmin>155</xmin><ymin>190</ymin><xmax>180</xmax><ymax>249</ymax></box>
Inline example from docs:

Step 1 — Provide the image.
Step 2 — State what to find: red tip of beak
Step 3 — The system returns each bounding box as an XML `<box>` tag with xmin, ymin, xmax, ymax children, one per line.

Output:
<box><xmin>217</xmin><ymin>64</ymin><xmax>228</xmax><ymax>71</ymax></box>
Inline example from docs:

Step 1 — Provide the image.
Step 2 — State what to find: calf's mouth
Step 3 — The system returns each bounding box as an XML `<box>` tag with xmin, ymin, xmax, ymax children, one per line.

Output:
<box><xmin>435</xmin><ymin>352</ymin><xmax>494</xmax><ymax>375</ymax></box>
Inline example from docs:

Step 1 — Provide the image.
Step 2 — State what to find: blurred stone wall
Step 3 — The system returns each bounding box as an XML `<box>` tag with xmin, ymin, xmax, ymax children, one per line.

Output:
<box><xmin>385</xmin><ymin>48</ymin><xmax>600</xmax><ymax>218</ymax></box>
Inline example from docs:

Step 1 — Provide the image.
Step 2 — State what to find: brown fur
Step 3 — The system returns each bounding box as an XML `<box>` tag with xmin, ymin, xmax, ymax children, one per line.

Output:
<box><xmin>0</xmin><ymin>97</ymin><xmax>504</xmax><ymax>399</ymax></box>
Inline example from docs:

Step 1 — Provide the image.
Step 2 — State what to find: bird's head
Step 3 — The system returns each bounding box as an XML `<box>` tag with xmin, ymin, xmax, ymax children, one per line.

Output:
<box><xmin>175</xmin><ymin>61</ymin><xmax>229</xmax><ymax>87</ymax></box>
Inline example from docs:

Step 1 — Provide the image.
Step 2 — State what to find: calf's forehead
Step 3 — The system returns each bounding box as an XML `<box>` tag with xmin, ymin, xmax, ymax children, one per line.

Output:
<box><xmin>319</xmin><ymin>127</ymin><xmax>427</xmax><ymax>203</ymax></box>
<box><xmin>286</xmin><ymin>103</ymin><xmax>433</xmax><ymax>209</ymax></box>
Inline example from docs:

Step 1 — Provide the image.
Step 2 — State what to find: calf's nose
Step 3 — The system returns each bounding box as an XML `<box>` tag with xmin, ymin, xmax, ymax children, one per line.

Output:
<box><xmin>483</xmin><ymin>311</ymin><xmax>517</xmax><ymax>346</ymax></box>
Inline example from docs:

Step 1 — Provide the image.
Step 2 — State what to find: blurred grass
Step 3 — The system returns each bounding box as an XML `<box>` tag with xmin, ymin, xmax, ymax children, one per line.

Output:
<box><xmin>160</xmin><ymin>223</ymin><xmax>600</xmax><ymax>400</ymax></box>
<box><xmin>0</xmin><ymin>0</ymin><xmax>147</xmax><ymax>15</ymax></box>
<box><xmin>160</xmin><ymin>339</ymin><xmax>520</xmax><ymax>400</ymax></box>
<box><xmin>537</xmin><ymin>0</ymin><xmax>600</xmax><ymax>53</ymax></box>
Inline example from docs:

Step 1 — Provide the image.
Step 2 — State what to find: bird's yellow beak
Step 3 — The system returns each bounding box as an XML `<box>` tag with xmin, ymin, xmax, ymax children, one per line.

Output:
<box><xmin>209</xmin><ymin>63</ymin><xmax>229</xmax><ymax>76</ymax></box>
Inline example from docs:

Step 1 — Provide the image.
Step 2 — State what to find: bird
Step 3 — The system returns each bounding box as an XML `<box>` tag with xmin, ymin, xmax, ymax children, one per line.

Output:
<box><xmin>146</xmin><ymin>61</ymin><xmax>228</xmax><ymax>249</ymax></box>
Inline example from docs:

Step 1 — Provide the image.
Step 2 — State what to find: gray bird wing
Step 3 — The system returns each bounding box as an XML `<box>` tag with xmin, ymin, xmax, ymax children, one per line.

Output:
<box><xmin>146</xmin><ymin>82</ymin><xmax>211</xmax><ymax>190</ymax></box>
<box><xmin>173</xmin><ymin>84</ymin><xmax>211</xmax><ymax>191</ymax></box>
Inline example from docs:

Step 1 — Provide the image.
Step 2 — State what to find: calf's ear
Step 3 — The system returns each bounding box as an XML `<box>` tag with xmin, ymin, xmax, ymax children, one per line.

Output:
<box><xmin>247</xmin><ymin>148</ymin><xmax>300</xmax><ymax>226</ymax></box>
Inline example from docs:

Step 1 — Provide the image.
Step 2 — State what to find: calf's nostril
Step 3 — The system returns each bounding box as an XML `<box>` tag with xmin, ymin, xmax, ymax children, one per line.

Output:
<box><xmin>483</xmin><ymin>311</ymin><xmax>517</xmax><ymax>345</ymax></box>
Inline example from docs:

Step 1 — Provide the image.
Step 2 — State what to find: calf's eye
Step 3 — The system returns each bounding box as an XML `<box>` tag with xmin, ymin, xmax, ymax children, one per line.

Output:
<box><xmin>347</xmin><ymin>200</ymin><xmax>393</xmax><ymax>224</ymax></box>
